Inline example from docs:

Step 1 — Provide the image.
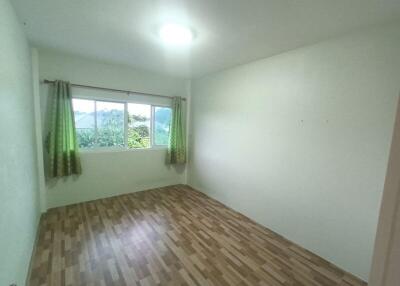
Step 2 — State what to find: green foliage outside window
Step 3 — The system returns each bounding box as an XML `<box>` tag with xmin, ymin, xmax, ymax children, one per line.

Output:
<box><xmin>97</xmin><ymin>109</ymin><xmax>124</xmax><ymax>147</ymax></box>
<box><xmin>75</xmin><ymin>128</ymin><xmax>96</xmax><ymax>148</ymax></box>
<box><xmin>73</xmin><ymin>101</ymin><xmax>171</xmax><ymax>149</ymax></box>
<box><xmin>75</xmin><ymin>109</ymin><xmax>125</xmax><ymax>148</ymax></box>
<box><xmin>127</xmin><ymin>114</ymin><xmax>150</xmax><ymax>148</ymax></box>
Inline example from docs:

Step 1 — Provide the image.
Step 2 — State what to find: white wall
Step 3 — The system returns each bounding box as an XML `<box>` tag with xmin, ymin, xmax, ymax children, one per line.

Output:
<box><xmin>38</xmin><ymin>50</ymin><xmax>189</xmax><ymax>208</ymax></box>
<box><xmin>188</xmin><ymin>23</ymin><xmax>400</xmax><ymax>280</ymax></box>
<box><xmin>0</xmin><ymin>1</ymin><xmax>40</xmax><ymax>285</ymax></box>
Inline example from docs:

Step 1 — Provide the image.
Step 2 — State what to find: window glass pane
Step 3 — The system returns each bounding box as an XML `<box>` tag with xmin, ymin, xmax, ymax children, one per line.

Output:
<box><xmin>154</xmin><ymin>107</ymin><xmax>172</xmax><ymax>146</ymax></box>
<box><xmin>127</xmin><ymin>103</ymin><xmax>150</xmax><ymax>148</ymax></box>
<box><xmin>72</xmin><ymin>98</ymin><xmax>96</xmax><ymax>148</ymax></box>
<box><xmin>96</xmin><ymin>101</ymin><xmax>124</xmax><ymax>147</ymax></box>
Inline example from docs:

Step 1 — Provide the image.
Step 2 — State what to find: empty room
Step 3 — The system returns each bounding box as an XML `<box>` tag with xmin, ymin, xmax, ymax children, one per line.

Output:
<box><xmin>2</xmin><ymin>0</ymin><xmax>400</xmax><ymax>285</ymax></box>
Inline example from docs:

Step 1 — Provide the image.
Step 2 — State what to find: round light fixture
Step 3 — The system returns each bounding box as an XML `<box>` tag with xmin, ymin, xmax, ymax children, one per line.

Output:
<box><xmin>159</xmin><ymin>23</ymin><xmax>193</xmax><ymax>45</ymax></box>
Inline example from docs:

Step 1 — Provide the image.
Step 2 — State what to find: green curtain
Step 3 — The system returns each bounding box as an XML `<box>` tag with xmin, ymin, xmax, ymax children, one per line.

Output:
<box><xmin>167</xmin><ymin>96</ymin><xmax>186</xmax><ymax>164</ymax></box>
<box><xmin>48</xmin><ymin>80</ymin><xmax>82</xmax><ymax>178</ymax></box>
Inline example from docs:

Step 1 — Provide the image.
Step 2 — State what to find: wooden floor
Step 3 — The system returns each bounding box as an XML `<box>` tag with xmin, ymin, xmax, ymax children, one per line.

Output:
<box><xmin>29</xmin><ymin>185</ymin><xmax>367</xmax><ymax>286</ymax></box>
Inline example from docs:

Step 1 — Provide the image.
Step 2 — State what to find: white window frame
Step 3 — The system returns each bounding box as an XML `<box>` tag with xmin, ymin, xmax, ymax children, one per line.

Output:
<box><xmin>72</xmin><ymin>96</ymin><xmax>172</xmax><ymax>152</ymax></box>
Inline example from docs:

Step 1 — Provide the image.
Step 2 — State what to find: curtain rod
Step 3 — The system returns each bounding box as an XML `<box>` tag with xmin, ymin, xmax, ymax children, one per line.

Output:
<box><xmin>42</xmin><ymin>79</ymin><xmax>186</xmax><ymax>101</ymax></box>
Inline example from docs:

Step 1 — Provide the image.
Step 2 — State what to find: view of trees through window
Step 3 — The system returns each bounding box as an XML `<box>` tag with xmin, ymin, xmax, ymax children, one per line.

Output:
<box><xmin>72</xmin><ymin>98</ymin><xmax>172</xmax><ymax>149</ymax></box>
<box><xmin>127</xmin><ymin>103</ymin><xmax>150</xmax><ymax>148</ymax></box>
<box><xmin>97</xmin><ymin>101</ymin><xmax>124</xmax><ymax>147</ymax></box>
<box><xmin>73</xmin><ymin>99</ymin><xmax>96</xmax><ymax>148</ymax></box>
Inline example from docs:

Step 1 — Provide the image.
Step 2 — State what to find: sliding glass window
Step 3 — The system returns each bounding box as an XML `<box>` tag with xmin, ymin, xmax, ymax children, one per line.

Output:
<box><xmin>153</xmin><ymin>106</ymin><xmax>172</xmax><ymax>146</ymax></box>
<box><xmin>73</xmin><ymin>99</ymin><xmax>96</xmax><ymax>148</ymax></box>
<box><xmin>72</xmin><ymin>98</ymin><xmax>172</xmax><ymax>150</ymax></box>
<box><xmin>127</xmin><ymin>103</ymin><xmax>151</xmax><ymax>149</ymax></box>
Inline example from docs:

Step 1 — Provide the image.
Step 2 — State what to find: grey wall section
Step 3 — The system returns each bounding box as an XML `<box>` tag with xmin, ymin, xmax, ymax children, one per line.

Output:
<box><xmin>188</xmin><ymin>23</ymin><xmax>400</xmax><ymax>280</ymax></box>
<box><xmin>0</xmin><ymin>0</ymin><xmax>40</xmax><ymax>285</ymax></box>
<box><xmin>38</xmin><ymin>50</ymin><xmax>189</xmax><ymax>208</ymax></box>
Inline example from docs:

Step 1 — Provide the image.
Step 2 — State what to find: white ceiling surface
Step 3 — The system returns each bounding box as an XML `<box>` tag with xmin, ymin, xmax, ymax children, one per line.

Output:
<box><xmin>12</xmin><ymin>0</ymin><xmax>400</xmax><ymax>78</ymax></box>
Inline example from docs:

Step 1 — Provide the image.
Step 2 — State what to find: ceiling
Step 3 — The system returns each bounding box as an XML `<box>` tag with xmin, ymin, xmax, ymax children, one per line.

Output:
<box><xmin>12</xmin><ymin>0</ymin><xmax>400</xmax><ymax>78</ymax></box>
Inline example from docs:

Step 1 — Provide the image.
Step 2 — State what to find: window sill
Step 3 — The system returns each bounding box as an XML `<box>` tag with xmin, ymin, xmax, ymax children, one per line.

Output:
<box><xmin>79</xmin><ymin>146</ymin><xmax>168</xmax><ymax>154</ymax></box>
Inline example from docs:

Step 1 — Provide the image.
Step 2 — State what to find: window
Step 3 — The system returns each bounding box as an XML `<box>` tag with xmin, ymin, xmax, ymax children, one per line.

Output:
<box><xmin>127</xmin><ymin>103</ymin><xmax>151</xmax><ymax>148</ymax></box>
<box><xmin>154</xmin><ymin>106</ymin><xmax>172</xmax><ymax>146</ymax></box>
<box><xmin>96</xmin><ymin>101</ymin><xmax>125</xmax><ymax>147</ymax></box>
<box><xmin>73</xmin><ymin>99</ymin><xmax>96</xmax><ymax>148</ymax></box>
<box><xmin>72</xmin><ymin>98</ymin><xmax>172</xmax><ymax>150</ymax></box>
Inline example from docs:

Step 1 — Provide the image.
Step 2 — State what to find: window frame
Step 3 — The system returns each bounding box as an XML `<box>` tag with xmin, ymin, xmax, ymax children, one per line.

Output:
<box><xmin>72</xmin><ymin>95</ymin><xmax>172</xmax><ymax>152</ymax></box>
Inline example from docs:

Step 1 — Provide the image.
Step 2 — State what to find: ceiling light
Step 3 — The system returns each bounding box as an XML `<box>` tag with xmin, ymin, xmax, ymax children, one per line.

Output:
<box><xmin>159</xmin><ymin>23</ymin><xmax>193</xmax><ymax>45</ymax></box>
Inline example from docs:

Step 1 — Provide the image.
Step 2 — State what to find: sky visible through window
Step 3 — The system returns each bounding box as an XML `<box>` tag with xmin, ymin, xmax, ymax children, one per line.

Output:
<box><xmin>72</xmin><ymin>98</ymin><xmax>94</xmax><ymax>113</ymax></box>
<box><xmin>128</xmin><ymin>103</ymin><xmax>150</xmax><ymax>117</ymax></box>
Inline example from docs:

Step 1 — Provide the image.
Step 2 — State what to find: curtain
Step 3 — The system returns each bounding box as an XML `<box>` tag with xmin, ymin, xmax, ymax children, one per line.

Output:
<box><xmin>167</xmin><ymin>96</ymin><xmax>186</xmax><ymax>164</ymax></box>
<box><xmin>48</xmin><ymin>80</ymin><xmax>82</xmax><ymax>178</ymax></box>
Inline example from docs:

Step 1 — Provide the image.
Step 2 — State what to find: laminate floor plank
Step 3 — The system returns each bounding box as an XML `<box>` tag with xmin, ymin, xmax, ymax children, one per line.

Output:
<box><xmin>29</xmin><ymin>185</ymin><xmax>367</xmax><ymax>286</ymax></box>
